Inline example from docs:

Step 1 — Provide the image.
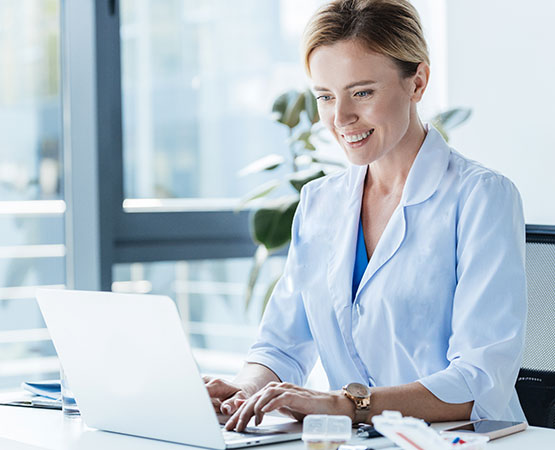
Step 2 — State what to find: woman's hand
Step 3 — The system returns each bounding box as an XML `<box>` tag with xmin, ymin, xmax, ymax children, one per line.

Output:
<box><xmin>224</xmin><ymin>382</ymin><xmax>355</xmax><ymax>431</ymax></box>
<box><xmin>203</xmin><ymin>376</ymin><xmax>257</xmax><ymax>416</ymax></box>
<box><xmin>204</xmin><ymin>362</ymin><xmax>283</xmax><ymax>417</ymax></box>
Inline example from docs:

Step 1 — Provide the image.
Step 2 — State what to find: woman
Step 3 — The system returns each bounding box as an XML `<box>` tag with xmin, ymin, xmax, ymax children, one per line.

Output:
<box><xmin>206</xmin><ymin>0</ymin><xmax>527</xmax><ymax>431</ymax></box>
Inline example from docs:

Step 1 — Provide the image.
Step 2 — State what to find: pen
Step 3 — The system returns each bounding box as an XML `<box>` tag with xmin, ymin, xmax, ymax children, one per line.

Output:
<box><xmin>356</xmin><ymin>424</ymin><xmax>383</xmax><ymax>439</ymax></box>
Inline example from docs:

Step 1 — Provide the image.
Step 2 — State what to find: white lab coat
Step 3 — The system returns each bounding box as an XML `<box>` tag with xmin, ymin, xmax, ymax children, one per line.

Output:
<box><xmin>247</xmin><ymin>126</ymin><xmax>527</xmax><ymax>421</ymax></box>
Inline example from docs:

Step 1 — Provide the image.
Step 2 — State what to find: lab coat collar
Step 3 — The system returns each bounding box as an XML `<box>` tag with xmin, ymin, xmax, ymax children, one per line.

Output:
<box><xmin>400</xmin><ymin>124</ymin><xmax>451</xmax><ymax>207</ymax></box>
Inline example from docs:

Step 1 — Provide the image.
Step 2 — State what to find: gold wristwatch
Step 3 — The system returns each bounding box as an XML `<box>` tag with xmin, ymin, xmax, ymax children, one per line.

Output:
<box><xmin>342</xmin><ymin>382</ymin><xmax>371</xmax><ymax>424</ymax></box>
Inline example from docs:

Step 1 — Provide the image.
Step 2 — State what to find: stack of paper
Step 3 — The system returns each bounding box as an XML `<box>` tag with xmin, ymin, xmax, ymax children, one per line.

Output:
<box><xmin>0</xmin><ymin>380</ymin><xmax>62</xmax><ymax>410</ymax></box>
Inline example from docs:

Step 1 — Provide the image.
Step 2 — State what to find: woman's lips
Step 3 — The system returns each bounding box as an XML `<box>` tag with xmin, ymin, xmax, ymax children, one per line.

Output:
<box><xmin>342</xmin><ymin>128</ymin><xmax>375</xmax><ymax>147</ymax></box>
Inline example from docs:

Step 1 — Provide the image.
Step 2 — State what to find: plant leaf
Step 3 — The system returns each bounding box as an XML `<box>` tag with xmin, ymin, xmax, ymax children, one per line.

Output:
<box><xmin>236</xmin><ymin>179</ymin><xmax>282</xmax><ymax>211</ymax></box>
<box><xmin>293</xmin><ymin>130</ymin><xmax>311</xmax><ymax>142</ymax></box>
<box><xmin>271</xmin><ymin>91</ymin><xmax>290</xmax><ymax>123</ymax></box>
<box><xmin>288</xmin><ymin>168</ymin><xmax>326</xmax><ymax>192</ymax></box>
<box><xmin>291</xmin><ymin>129</ymin><xmax>316</xmax><ymax>151</ymax></box>
<box><xmin>238</xmin><ymin>154</ymin><xmax>285</xmax><ymax>177</ymax></box>
<box><xmin>282</xmin><ymin>91</ymin><xmax>305</xmax><ymax>129</ymax></box>
<box><xmin>432</xmin><ymin>107</ymin><xmax>472</xmax><ymax>131</ymax></box>
<box><xmin>272</xmin><ymin>90</ymin><xmax>304</xmax><ymax>129</ymax></box>
<box><xmin>244</xmin><ymin>245</ymin><xmax>269</xmax><ymax>310</ymax></box>
<box><xmin>304</xmin><ymin>89</ymin><xmax>319</xmax><ymax>124</ymax></box>
<box><xmin>251</xmin><ymin>195</ymin><xmax>299</xmax><ymax>250</ymax></box>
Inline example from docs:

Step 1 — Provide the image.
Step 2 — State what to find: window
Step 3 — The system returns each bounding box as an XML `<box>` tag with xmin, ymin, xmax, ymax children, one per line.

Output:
<box><xmin>0</xmin><ymin>0</ymin><xmax>63</xmax><ymax>390</ymax></box>
<box><xmin>111</xmin><ymin>0</ymin><xmax>324</xmax><ymax>374</ymax></box>
<box><xmin>120</xmin><ymin>0</ymin><xmax>323</xmax><ymax>200</ymax></box>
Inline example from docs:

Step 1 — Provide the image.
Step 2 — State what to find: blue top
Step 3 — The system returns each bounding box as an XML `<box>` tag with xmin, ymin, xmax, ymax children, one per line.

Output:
<box><xmin>352</xmin><ymin>219</ymin><xmax>368</xmax><ymax>301</ymax></box>
<box><xmin>247</xmin><ymin>125</ymin><xmax>526</xmax><ymax>421</ymax></box>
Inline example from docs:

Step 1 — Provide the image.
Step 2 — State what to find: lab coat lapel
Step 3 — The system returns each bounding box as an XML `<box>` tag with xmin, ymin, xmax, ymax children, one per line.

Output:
<box><xmin>327</xmin><ymin>165</ymin><xmax>367</xmax><ymax>331</ymax></box>
<box><xmin>354</xmin><ymin>205</ymin><xmax>406</xmax><ymax>301</ymax></box>
<box><xmin>353</xmin><ymin>125</ymin><xmax>451</xmax><ymax>301</ymax></box>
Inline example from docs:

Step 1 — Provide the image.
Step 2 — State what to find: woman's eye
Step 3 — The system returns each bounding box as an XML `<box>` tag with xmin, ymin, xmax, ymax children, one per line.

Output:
<box><xmin>316</xmin><ymin>95</ymin><xmax>332</xmax><ymax>102</ymax></box>
<box><xmin>354</xmin><ymin>90</ymin><xmax>373</xmax><ymax>98</ymax></box>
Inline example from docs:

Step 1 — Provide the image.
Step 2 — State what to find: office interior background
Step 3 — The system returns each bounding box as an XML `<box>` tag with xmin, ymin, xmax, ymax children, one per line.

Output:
<box><xmin>1</xmin><ymin>0</ymin><xmax>554</xmax><ymax>391</ymax></box>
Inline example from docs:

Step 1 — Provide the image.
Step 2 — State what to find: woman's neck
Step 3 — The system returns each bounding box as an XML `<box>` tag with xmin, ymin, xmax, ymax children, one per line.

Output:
<box><xmin>365</xmin><ymin>118</ymin><xmax>426</xmax><ymax>196</ymax></box>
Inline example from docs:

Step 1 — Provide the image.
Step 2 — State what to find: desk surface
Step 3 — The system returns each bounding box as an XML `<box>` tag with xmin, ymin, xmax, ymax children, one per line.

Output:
<box><xmin>0</xmin><ymin>405</ymin><xmax>553</xmax><ymax>450</ymax></box>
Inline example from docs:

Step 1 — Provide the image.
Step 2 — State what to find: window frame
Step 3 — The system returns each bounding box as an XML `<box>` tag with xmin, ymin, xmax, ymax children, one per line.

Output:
<box><xmin>64</xmin><ymin>0</ymin><xmax>255</xmax><ymax>292</ymax></box>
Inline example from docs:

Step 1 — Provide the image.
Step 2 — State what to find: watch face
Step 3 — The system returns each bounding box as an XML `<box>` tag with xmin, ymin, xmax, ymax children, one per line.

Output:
<box><xmin>347</xmin><ymin>382</ymin><xmax>370</xmax><ymax>398</ymax></box>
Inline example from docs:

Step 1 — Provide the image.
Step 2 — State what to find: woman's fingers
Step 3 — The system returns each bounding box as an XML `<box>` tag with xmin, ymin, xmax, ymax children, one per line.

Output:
<box><xmin>204</xmin><ymin>377</ymin><xmax>241</xmax><ymax>402</ymax></box>
<box><xmin>224</xmin><ymin>388</ymin><xmax>268</xmax><ymax>431</ymax></box>
<box><xmin>203</xmin><ymin>376</ymin><xmax>250</xmax><ymax>416</ymax></box>
<box><xmin>225</xmin><ymin>382</ymin><xmax>299</xmax><ymax>431</ymax></box>
<box><xmin>225</xmin><ymin>399</ymin><xmax>249</xmax><ymax>431</ymax></box>
<box><xmin>211</xmin><ymin>397</ymin><xmax>222</xmax><ymax>412</ymax></box>
<box><xmin>234</xmin><ymin>398</ymin><xmax>247</xmax><ymax>409</ymax></box>
<box><xmin>221</xmin><ymin>391</ymin><xmax>247</xmax><ymax>415</ymax></box>
<box><xmin>224</xmin><ymin>382</ymin><xmax>329</xmax><ymax>432</ymax></box>
<box><xmin>252</xmin><ymin>383</ymin><xmax>292</xmax><ymax>425</ymax></box>
<box><xmin>236</xmin><ymin>396</ymin><xmax>260</xmax><ymax>431</ymax></box>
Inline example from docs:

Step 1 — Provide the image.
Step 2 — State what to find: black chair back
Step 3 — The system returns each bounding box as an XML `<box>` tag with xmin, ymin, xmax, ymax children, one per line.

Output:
<box><xmin>516</xmin><ymin>227</ymin><xmax>555</xmax><ymax>428</ymax></box>
<box><xmin>516</xmin><ymin>368</ymin><xmax>555</xmax><ymax>428</ymax></box>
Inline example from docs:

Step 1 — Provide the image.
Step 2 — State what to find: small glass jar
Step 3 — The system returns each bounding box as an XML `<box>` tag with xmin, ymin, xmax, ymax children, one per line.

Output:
<box><xmin>60</xmin><ymin>364</ymin><xmax>80</xmax><ymax>417</ymax></box>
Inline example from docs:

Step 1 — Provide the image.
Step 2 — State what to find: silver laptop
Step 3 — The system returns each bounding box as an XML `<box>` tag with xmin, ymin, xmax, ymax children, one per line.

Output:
<box><xmin>36</xmin><ymin>289</ymin><xmax>302</xmax><ymax>449</ymax></box>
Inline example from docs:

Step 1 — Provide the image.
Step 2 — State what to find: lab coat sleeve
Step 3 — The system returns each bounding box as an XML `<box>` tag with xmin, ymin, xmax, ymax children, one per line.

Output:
<box><xmin>246</xmin><ymin>187</ymin><xmax>318</xmax><ymax>386</ymax></box>
<box><xmin>418</xmin><ymin>174</ymin><xmax>527</xmax><ymax>420</ymax></box>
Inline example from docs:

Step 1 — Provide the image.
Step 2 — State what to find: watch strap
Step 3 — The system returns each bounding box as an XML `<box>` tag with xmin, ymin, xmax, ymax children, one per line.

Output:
<box><xmin>342</xmin><ymin>383</ymin><xmax>371</xmax><ymax>424</ymax></box>
<box><xmin>353</xmin><ymin>406</ymin><xmax>370</xmax><ymax>425</ymax></box>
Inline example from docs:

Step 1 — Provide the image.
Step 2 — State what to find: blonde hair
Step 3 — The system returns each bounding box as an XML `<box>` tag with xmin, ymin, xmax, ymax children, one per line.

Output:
<box><xmin>302</xmin><ymin>0</ymin><xmax>430</xmax><ymax>77</ymax></box>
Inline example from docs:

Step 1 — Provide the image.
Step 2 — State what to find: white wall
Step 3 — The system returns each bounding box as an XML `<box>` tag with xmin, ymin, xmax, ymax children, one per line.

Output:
<box><xmin>445</xmin><ymin>0</ymin><xmax>555</xmax><ymax>225</ymax></box>
<box><xmin>411</xmin><ymin>0</ymin><xmax>448</xmax><ymax>118</ymax></box>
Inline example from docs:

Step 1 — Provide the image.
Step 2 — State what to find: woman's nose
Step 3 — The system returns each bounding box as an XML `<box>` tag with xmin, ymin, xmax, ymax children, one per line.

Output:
<box><xmin>334</xmin><ymin>99</ymin><xmax>357</xmax><ymax>129</ymax></box>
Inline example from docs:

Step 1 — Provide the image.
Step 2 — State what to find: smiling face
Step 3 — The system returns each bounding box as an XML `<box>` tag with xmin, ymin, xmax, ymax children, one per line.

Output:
<box><xmin>309</xmin><ymin>39</ymin><xmax>428</xmax><ymax>167</ymax></box>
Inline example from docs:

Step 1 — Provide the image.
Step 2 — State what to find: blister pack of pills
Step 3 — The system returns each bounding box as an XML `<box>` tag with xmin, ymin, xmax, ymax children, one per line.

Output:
<box><xmin>372</xmin><ymin>411</ymin><xmax>489</xmax><ymax>450</ymax></box>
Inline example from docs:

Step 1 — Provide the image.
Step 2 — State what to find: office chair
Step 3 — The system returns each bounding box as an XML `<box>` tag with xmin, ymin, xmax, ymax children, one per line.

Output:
<box><xmin>515</xmin><ymin>228</ymin><xmax>555</xmax><ymax>428</ymax></box>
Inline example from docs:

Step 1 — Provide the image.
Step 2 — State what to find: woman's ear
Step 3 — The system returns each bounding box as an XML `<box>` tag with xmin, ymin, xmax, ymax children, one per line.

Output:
<box><xmin>410</xmin><ymin>62</ymin><xmax>430</xmax><ymax>103</ymax></box>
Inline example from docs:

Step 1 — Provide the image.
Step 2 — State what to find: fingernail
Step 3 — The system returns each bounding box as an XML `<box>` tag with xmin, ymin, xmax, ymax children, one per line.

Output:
<box><xmin>222</xmin><ymin>405</ymin><xmax>231</xmax><ymax>414</ymax></box>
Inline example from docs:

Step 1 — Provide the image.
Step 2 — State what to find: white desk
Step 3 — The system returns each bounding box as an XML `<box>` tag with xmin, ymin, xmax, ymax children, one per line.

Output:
<box><xmin>0</xmin><ymin>405</ymin><xmax>553</xmax><ymax>450</ymax></box>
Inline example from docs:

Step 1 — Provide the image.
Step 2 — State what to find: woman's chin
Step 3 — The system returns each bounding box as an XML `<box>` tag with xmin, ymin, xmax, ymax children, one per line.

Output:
<box><xmin>343</xmin><ymin>149</ymin><xmax>373</xmax><ymax>166</ymax></box>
